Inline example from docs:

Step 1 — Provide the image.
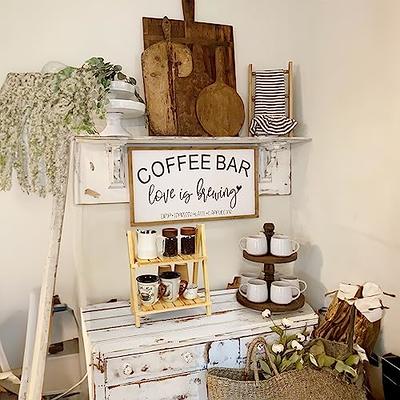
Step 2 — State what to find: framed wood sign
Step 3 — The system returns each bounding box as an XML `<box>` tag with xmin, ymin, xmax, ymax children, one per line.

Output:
<box><xmin>128</xmin><ymin>146</ymin><xmax>259</xmax><ymax>225</ymax></box>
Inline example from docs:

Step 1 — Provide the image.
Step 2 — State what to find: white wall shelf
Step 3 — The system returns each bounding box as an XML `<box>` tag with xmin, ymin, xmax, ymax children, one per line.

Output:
<box><xmin>74</xmin><ymin>135</ymin><xmax>311</xmax><ymax>147</ymax></box>
<box><xmin>73</xmin><ymin>135</ymin><xmax>311</xmax><ymax>204</ymax></box>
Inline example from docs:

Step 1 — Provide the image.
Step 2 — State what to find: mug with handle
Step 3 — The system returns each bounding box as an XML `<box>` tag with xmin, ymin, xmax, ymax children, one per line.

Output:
<box><xmin>240</xmin><ymin>271</ymin><xmax>260</xmax><ymax>285</ymax></box>
<box><xmin>160</xmin><ymin>271</ymin><xmax>188</xmax><ymax>302</ymax></box>
<box><xmin>270</xmin><ymin>281</ymin><xmax>301</xmax><ymax>305</ymax></box>
<box><xmin>137</xmin><ymin>229</ymin><xmax>161</xmax><ymax>259</ymax></box>
<box><xmin>280</xmin><ymin>275</ymin><xmax>307</xmax><ymax>296</ymax></box>
<box><xmin>239</xmin><ymin>279</ymin><xmax>268</xmax><ymax>303</ymax></box>
<box><xmin>270</xmin><ymin>234</ymin><xmax>300</xmax><ymax>257</ymax></box>
<box><xmin>136</xmin><ymin>274</ymin><xmax>166</xmax><ymax>306</ymax></box>
<box><xmin>239</xmin><ymin>234</ymin><xmax>268</xmax><ymax>256</ymax></box>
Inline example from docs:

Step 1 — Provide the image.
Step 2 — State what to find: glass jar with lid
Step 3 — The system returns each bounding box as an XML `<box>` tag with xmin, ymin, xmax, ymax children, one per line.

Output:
<box><xmin>180</xmin><ymin>227</ymin><xmax>196</xmax><ymax>255</ymax></box>
<box><xmin>162</xmin><ymin>228</ymin><xmax>178</xmax><ymax>257</ymax></box>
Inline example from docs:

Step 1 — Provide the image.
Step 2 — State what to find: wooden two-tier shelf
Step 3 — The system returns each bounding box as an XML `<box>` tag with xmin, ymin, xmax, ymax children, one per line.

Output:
<box><xmin>237</xmin><ymin>222</ymin><xmax>305</xmax><ymax>312</ymax></box>
<box><xmin>127</xmin><ymin>224</ymin><xmax>212</xmax><ymax>327</ymax></box>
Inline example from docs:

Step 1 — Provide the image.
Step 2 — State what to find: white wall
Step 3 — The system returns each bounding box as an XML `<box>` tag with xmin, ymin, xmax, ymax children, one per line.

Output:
<box><xmin>0</xmin><ymin>0</ymin><xmax>398</xmax><ymax>369</ymax></box>
<box><xmin>288</xmin><ymin>1</ymin><xmax>400</xmax><ymax>355</ymax></box>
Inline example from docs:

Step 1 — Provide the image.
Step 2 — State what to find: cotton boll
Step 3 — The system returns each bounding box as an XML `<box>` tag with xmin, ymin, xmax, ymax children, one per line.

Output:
<box><xmin>272</xmin><ymin>344</ymin><xmax>284</xmax><ymax>354</ymax></box>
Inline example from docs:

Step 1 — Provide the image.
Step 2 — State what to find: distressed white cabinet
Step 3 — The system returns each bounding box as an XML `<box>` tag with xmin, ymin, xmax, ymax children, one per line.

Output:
<box><xmin>81</xmin><ymin>290</ymin><xmax>318</xmax><ymax>400</ymax></box>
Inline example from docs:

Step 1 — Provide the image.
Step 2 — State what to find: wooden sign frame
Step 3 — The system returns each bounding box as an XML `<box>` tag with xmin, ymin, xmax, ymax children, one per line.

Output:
<box><xmin>128</xmin><ymin>146</ymin><xmax>259</xmax><ymax>226</ymax></box>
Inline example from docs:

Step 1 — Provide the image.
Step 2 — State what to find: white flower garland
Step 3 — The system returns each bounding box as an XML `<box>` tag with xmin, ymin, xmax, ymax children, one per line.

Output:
<box><xmin>0</xmin><ymin>66</ymin><xmax>106</xmax><ymax>196</ymax></box>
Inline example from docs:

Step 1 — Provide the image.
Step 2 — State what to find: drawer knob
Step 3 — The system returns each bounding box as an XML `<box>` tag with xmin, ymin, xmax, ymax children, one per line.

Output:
<box><xmin>122</xmin><ymin>363</ymin><xmax>134</xmax><ymax>376</ymax></box>
<box><xmin>182</xmin><ymin>352</ymin><xmax>193</xmax><ymax>363</ymax></box>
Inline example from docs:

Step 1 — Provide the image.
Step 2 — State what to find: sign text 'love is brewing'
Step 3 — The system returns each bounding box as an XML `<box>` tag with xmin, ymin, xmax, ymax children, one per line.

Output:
<box><xmin>128</xmin><ymin>147</ymin><xmax>259</xmax><ymax>224</ymax></box>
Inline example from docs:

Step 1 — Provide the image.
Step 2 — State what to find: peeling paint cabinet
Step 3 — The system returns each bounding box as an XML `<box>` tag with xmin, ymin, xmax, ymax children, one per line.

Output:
<box><xmin>81</xmin><ymin>290</ymin><xmax>318</xmax><ymax>400</ymax></box>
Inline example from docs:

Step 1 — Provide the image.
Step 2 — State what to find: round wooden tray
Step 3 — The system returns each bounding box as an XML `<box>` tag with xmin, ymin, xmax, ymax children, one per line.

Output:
<box><xmin>236</xmin><ymin>290</ymin><xmax>305</xmax><ymax>312</ymax></box>
<box><xmin>243</xmin><ymin>250</ymin><xmax>297</xmax><ymax>264</ymax></box>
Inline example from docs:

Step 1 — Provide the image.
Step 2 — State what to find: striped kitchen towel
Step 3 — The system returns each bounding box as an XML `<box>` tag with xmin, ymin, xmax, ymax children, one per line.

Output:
<box><xmin>250</xmin><ymin>69</ymin><xmax>297</xmax><ymax>136</ymax></box>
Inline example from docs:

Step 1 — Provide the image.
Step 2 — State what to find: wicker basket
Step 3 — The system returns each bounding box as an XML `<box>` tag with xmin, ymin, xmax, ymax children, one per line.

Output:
<box><xmin>207</xmin><ymin>337</ymin><xmax>367</xmax><ymax>400</ymax></box>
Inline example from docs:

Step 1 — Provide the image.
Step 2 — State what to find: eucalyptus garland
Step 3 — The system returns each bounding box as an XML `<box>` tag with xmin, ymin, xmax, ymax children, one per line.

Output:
<box><xmin>0</xmin><ymin>57</ymin><xmax>140</xmax><ymax>197</ymax></box>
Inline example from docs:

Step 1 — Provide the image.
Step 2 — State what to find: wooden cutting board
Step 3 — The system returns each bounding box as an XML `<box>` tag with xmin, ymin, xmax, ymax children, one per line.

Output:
<box><xmin>143</xmin><ymin>0</ymin><xmax>236</xmax><ymax>136</ymax></box>
<box><xmin>142</xmin><ymin>17</ymin><xmax>193</xmax><ymax>135</ymax></box>
<box><xmin>196</xmin><ymin>47</ymin><xmax>244</xmax><ymax>137</ymax></box>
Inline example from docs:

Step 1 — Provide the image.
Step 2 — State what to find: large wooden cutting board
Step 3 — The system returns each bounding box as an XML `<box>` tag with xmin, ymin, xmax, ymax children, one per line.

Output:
<box><xmin>143</xmin><ymin>0</ymin><xmax>236</xmax><ymax>136</ymax></box>
<box><xmin>142</xmin><ymin>18</ymin><xmax>193</xmax><ymax>135</ymax></box>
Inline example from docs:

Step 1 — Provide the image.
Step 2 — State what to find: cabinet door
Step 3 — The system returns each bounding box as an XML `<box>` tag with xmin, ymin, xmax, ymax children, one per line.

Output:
<box><xmin>207</xmin><ymin>339</ymin><xmax>240</xmax><ymax>368</ymax></box>
<box><xmin>107</xmin><ymin>371</ymin><xmax>207</xmax><ymax>400</ymax></box>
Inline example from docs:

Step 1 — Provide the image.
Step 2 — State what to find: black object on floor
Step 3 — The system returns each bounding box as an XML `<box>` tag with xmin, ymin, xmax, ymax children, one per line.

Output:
<box><xmin>382</xmin><ymin>353</ymin><xmax>400</xmax><ymax>399</ymax></box>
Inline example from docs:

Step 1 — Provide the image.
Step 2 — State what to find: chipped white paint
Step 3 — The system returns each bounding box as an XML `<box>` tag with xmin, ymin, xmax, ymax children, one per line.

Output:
<box><xmin>81</xmin><ymin>290</ymin><xmax>318</xmax><ymax>400</ymax></box>
<box><xmin>74</xmin><ymin>141</ymin><xmax>129</xmax><ymax>205</ymax></box>
<box><xmin>259</xmin><ymin>144</ymin><xmax>291</xmax><ymax>195</ymax></box>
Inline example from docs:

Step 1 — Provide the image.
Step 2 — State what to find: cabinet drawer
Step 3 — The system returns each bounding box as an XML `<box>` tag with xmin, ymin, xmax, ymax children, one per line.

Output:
<box><xmin>107</xmin><ymin>371</ymin><xmax>207</xmax><ymax>400</ymax></box>
<box><xmin>106</xmin><ymin>344</ymin><xmax>207</xmax><ymax>386</ymax></box>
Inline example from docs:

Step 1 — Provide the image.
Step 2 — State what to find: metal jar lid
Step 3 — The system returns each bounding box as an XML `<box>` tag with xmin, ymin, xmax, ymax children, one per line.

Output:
<box><xmin>162</xmin><ymin>227</ymin><xmax>178</xmax><ymax>238</ymax></box>
<box><xmin>180</xmin><ymin>226</ymin><xmax>196</xmax><ymax>236</ymax></box>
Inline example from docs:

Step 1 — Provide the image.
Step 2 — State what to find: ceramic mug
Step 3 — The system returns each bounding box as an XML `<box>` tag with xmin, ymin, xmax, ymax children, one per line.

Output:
<box><xmin>270</xmin><ymin>234</ymin><xmax>300</xmax><ymax>257</ymax></box>
<box><xmin>137</xmin><ymin>229</ymin><xmax>160</xmax><ymax>259</ymax></box>
<box><xmin>239</xmin><ymin>279</ymin><xmax>268</xmax><ymax>303</ymax></box>
<box><xmin>160</xmin><ymin>271</ymin><xmax>188</xmax><ymax>302</ymax></box>
<box><xmin>239</xmin><ymin>235</ymin><xmax>268</xmax><ymax>256</ymax></box>
<box><xmin>136</xmin><ymin>274</ymin><xmax>165</xmax><ymax>306</ymax></box>
<box><xmin>183</xmin><ymin>283</ymin><xmax>198</xmax><ymax>300</ymax></box>
<box><xmin>280</xmin><ymin>275</ymin><xmax>307</xmax><ymax>296</ymax></box>
<box><xmin>270</xmin><ymin>281</ymin><xmax>300</xmax><ymax>305</ymax></box>
<box><xmin>240</xmin><ymin>271</ymin><xmax>260</xmax><ymax>285</ymax></box>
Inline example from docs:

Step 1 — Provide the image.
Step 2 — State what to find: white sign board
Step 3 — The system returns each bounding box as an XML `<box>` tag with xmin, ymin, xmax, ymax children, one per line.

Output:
<box><xmin>128</xmin><ymin>147</ymin><xmax>258</xmax><ymax>225</ymax></box>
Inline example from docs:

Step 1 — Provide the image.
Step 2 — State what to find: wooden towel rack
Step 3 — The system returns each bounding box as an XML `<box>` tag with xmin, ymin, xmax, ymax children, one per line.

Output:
<box><xmin>248</xmin><ymin>61</ymin><xmax>294</xmax><ymax>136</ymax></box>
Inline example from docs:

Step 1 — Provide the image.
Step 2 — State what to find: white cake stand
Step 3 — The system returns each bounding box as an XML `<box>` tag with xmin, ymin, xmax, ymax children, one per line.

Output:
<box><xmin>100</xmin><ymin>81</ymin><xmax>145</xmax><ymax>137</ymax></box>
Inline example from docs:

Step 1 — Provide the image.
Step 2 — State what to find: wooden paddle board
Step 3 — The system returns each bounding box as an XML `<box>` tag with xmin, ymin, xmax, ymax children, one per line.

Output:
<box><xmin>196</xmin><ymin>47</ymin><xmax>244</xmax><ymax>137</ymax></box>
<box><xmin>141</xmin><ymin>17</ymin><xmax>193</xmax><ymax>135</ymax></box>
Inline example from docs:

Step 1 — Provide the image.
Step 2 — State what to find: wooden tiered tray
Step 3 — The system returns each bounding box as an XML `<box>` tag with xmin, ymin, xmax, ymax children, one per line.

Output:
<box><xmin>237</xmin><ymin>222</ymin><xmax>304</xmax><ymax>312</ymax></box>
<box><xmin>127</xmin><ymin>224</ymin><xmax>211</xmax><ymax>327</ymax></box>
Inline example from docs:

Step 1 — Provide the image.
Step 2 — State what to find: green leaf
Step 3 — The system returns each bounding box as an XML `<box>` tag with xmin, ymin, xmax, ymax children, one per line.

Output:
<box><xmin>268</xmin><ymin>351</ymin><xmax>276</xmax><ymax>364</ymax></box>
<box><xmin>335</xmin><ymin>360</ymin><xmax>346</xmax><ymax>373</ymax></box>
<box><xmin>259</xmin><ymin>359</ymin><xmax>272</xmax><ymax>375</ymax></box>
<box><xmin>296</xmin><ymin>360</ymin><xmax>304</xmax><ymax>370</ymax></box>
<box><xmin>270</xmin><ymin>326</ymin><xmax>284</xmax><ymax>336</ymax></box>
<box><xmin>317</xmin><ymin>354</ymin><xmax>326</xmax><ymax>368</ymax></box>
<box><xmin>289</xmin><ymin>352</ymin><xmax>299</xmax><ymax>364</ymax></box>
<box><xmin>310</xmin><ymin>341</ymin><xmax>325</xmax><ymax>356</ymax></box>
<box><xmin>323</xmin><ymin>355</ymin><xmax>336</xmax><ymax>367</ymax></box>
<box><xmin>276</xmin><ymin>354</ymin><xmax>282</xmax><ymax>366</ymax></box>
<box><xmin>286</xmin><ymin>334</ymin><xmax>297</xmax><ymax>343</ymax></box>
<box><xmin>345</xmin><ymin>354</ymin><xmax>360</xmax><ymax>366</ymax></box>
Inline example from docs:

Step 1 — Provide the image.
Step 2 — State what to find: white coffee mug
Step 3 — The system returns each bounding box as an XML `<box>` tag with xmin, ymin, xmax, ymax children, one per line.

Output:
<box><xmin>239</xmin><ymin>279</ymin><xmax>268</xmax><ymax>303</ymax></box>
<box><xmin>239</xmin><ymin>235</ymin><xmax>268</xmax><ymax>256</ymax></box>
<box><xmin>240</xmin><ymin>271</ymin><xmax>260</xmax><ymax>285</ymax></box>
<box><xmin>270</xmin><ymin>234</ymin><xmax>300</xmax><ymax>257</ymax></box>
<box><xmin>136</xmin><ymin>274</ymin><xmax>165</xmax><ymax>306</ymax></box>
<box><xmin>160</xmin><ymin>271</ymin><xmax>188</xmax><ymax>302</ymax></box>
<box><xmin>137</xmin><ymin>229</ymin><xmax>160</xmax><ymax>259</ymax></box>
<box><xmin>280</xmin><ymin>275</ymin><xmax>307</xmax><ymax>296</ymax></box>
<box><xmin>270</xmin><ymin>281</ymin><xmax>300</xmax><ymax>305</ymax></box>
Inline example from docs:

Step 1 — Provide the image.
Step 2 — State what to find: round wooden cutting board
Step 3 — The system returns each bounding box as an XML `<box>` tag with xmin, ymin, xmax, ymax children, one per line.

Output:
<box><xmin>196</xmin><ymin>47</ymin><xmax>245</xmax><ymax>137</ymax></box>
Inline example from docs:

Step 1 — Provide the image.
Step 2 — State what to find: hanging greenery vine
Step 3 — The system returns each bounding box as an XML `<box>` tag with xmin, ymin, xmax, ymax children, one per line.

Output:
<box><xmin>0</xmin><ymin>57</ymin><xmax>141</xmax><ymax>197</ymax></box>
